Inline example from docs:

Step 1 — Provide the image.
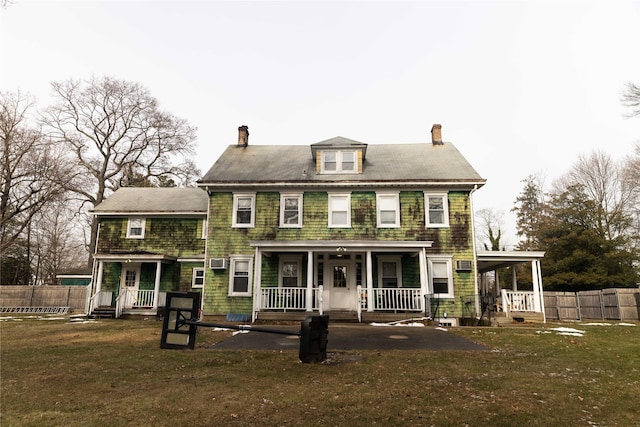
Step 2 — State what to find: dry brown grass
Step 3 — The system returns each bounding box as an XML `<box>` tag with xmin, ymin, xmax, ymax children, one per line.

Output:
<box><xmin>1</xmin><ymin>316</ymin><xmax>639</xmax><ymax>426</ymax></box>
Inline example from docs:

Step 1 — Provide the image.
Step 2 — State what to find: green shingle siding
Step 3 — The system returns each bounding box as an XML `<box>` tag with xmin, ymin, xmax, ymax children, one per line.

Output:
<box><xmin>204</xmin><ymin>190</ymin><xmax>477</xmax><ymax>317</ymax></box>
<box><xmin>97</xmin><ymin>217</ymin><xmax>205</xmax><ymax>257</ymax></box>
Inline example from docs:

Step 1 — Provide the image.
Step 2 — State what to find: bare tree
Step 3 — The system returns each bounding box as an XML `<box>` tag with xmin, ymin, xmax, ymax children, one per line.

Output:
<box><xmin>621</xmin><ymin>143</ymin><xmax>640</xmax><ymax>251</ymax></box>
<box><xmin>565</xmin><ymin>150</ymin><xmax>633</xmax><ymax>242</ymax></box>
<box><xmin>0</xmin><ymin>91</ymin><xmax>70</xmax><ymax>254</ymax></box>
<box><xmin>621</xmin><ymin>81</ymin><xmax>640</xmax><ymax>118</ymax></box>
<box><xmin>475</xmin><ymin>208</ymin><xmax>505</xmax><ymax>251</ymax></box>
<box><xmin>41</xmin><ymin>76</ymin><xmax>200</xmax><ymax>263</ymax></box>
<box><xmin>30</xmin><ymin>199</ymin><xmax>87</xmax><ymax>285</ymax></box>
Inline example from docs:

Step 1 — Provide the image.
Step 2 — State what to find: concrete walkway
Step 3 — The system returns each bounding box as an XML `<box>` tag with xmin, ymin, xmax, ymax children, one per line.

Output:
<box><xmin>210</xmin><ymin>323</ymin><xmax>487</xmax><ymax>351</ymax></box>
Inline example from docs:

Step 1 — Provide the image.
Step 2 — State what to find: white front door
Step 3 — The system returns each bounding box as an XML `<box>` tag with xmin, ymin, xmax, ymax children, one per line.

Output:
<box><xmin>329</xmin><ymin>261</ymin><xmax>355</xmax><ymax>310</ymax></box>
<box><xmin>121</xmin><ymin>264</ymin><xmax>140</xmax><ymax>308</ymax></box>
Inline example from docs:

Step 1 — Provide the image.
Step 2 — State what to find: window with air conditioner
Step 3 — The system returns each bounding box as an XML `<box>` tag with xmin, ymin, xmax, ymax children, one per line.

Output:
<box><xmin>429</xmin><ymin>257</ymin><xmax>453</xmax><ymax>298</ymax></box>
<box><xmin>228</xmin><ymin>256</ymin><xmax>253</xmax><ymax>296</ymax></box>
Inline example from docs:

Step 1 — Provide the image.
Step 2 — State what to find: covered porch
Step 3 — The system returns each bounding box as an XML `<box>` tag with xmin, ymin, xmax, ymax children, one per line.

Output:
<box><xmin>250</xmin><ymin>240</ymin><xmax>435</xmax><ymax>322</ymax></box>
<box><xmin>476</xmin><ymin>250</ymin><xmax>546</xmax><ymax>323</ymax></box>
<box><xmin>89</xmin><ymin>253</ymin><xmax>176</xmax><ymax>318</ymax></box>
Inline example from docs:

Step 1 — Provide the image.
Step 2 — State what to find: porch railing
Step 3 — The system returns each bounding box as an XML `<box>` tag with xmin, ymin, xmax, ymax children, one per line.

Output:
<box><xmin>371</xmin><ymin>288</ymin><xmax>423</xmax><ymax>311</ymax></box>
<box><xmin>112</xmin><ymin>289</ymin><xmax>166</xmax><ymax>318</ymax></box>
<box><xmin>88</xmin><ymin>290</ymin><xmax>113</xmax><ymax>314</ymax></box>
<box><xmin>501</xmin><ymin>290</ymin><xmax>536</xmax><ymax>316</ymax></box>
<box><xmin>259</xmin><ymin>287</ymin><xmax>308</xmax><ymax>311</ymax></box>
<box><xmin>258</xmin><ymin>287</ymin><xmax>322</xmax><ymax>311</ymax></box>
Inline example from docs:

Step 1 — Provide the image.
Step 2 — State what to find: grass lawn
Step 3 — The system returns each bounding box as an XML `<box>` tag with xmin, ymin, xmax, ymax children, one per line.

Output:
<box><xmin>1</xmin><ymin>316</ymin><xmax>639</xmax><ymax>426</ymax></box>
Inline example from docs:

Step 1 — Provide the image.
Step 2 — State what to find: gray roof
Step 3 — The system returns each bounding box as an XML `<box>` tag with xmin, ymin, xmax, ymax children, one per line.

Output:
<box><xmin>199</xmin><ymin>140</ymin><xmax>485</xmax><ymax>187</ymax></box>
<box><xmin>92</xmin><ymin>187</ymin><xmax>208</xmax><ymax>214</ymax></box>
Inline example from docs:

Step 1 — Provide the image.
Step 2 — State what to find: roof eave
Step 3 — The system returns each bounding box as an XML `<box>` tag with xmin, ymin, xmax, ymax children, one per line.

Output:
<box><xmin>198</xmin><ymin>180</ymin><xmax>486</xmax><ymax>191</ymax></box>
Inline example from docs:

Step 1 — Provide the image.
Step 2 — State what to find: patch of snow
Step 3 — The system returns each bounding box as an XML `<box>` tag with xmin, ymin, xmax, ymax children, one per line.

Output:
<box><xmin>369</xmin><ymin>321</ymin><xmax>425</xmax><ymax>327</ymax></box>
<box><xmin>550</xmin><ymin>327</ymin><xmax>585</xmax><ymax>335</ymax></box>
<box><xmin>618</xmin><ymin>323</ymin><xmax>636</xmax><ymax>327</ymax></box>
<box><xmin>583</xmin><ymin>323</ymin><xmax>611</xmax><ymax>326</ymax></box>
<box><xmin>556</xmin><ymin>332</ymin><xmax>585</xmax><ymax>337</ymax></box>
<box><xmin>231</xmin><ymin>330</ymin><xmax>250</xmax><ymax>336</ymax></box>
<box><xmin>434</xmin><ymin>327</ymin><xmax>448</xmax><ymax>332</ymax></box>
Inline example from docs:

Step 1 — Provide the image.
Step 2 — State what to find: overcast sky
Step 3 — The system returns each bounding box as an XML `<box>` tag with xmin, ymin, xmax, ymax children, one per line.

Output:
<box><xmin>2</xmin><ymin>0</ymin><xmax>640</xmax><ymax>247</ymax></box>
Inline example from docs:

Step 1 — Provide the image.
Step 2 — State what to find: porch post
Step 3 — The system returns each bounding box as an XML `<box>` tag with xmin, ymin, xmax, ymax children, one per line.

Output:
<box><xmin>252</xmin><ymin>248</ymin><xmax>262</xmax><ymax>319</ymax></box>
<box><xmin>419</xmin><ymin>247</ymin><xmax>428</xmax><ymax>310</ymax></box>
<box><xmin>153</xmin><ymin>261</ymin><xmax>161</xmax><ymax>309</ymax></box>
<box><xmin>95</xmin><ymin>261</ymin><xmax>104</xmax><ymax>294</ymax></box>
<box><xmin>511</xmin><ymin>267</ymin><xmax>517</xmax><ymax>291</ymax></box>
<box><xmin>366</xmin><ymin>250</ymin><xmax>373</xmax><ymax>312</ymax></box>
<box><xmin>531</xmin><ymin>260</ymin><xmax>541</xmax><ymax>312</ymax></box>
<box><xmin>536</xmin><ymin>260</ymin><xmax>546</xmax><ymax>322</ymax></box>
<box><xmin>306</xmin><ymin>250</ymin><xmax>313</xmax><ymax>312</ymax></box>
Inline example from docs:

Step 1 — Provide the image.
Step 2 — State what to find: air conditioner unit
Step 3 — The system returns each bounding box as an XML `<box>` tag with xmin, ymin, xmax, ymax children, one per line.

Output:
<box><xmin>209</xmin><ymin>258</ymin><xmax>227</xmax><ymax>269</ymax></box>
<box><xmin>455</xmin><ymin>260</ymin><xmax>473</xmax><ymax>271</ymax></box>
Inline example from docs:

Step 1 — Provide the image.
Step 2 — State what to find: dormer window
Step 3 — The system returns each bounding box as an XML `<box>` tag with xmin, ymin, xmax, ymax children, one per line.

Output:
<box><xmin>311</xmin><ymin>136</ymin><xmax>367</xmax><ymax>175</ymax></box>
<box><xmin>321</xmin><ymin>150</ymin><xmax>356</xmax><ymax>173</ymax></box>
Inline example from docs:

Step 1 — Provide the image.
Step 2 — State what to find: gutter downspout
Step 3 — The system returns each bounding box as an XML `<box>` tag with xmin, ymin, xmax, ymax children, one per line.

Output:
<box><xmin>469</xmin><ymin>185</ymin><xmax>481</xmax><ymax>317</ymax></box>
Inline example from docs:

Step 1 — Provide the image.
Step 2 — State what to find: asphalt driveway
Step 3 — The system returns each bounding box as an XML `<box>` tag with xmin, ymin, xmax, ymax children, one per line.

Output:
<box><xmin>209</xmin><ymin>323</ymin><xmax>486</xmax><ymax>351</ymax></box>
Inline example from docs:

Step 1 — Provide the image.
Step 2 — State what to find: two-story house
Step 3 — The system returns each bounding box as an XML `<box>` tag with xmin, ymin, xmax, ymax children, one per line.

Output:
<box><xmin>89</xmin><ymin>187</ymin><xmax>208</xmax><ymax>318</ymax></box>
<box><xmin>87</xmin><ymin>125</ymin><xmax>549</xmax><ymax>324</ymax></box>
<box><xmin>197</xmin><ymin>125</ymin><xmax>486</xmax><ymax>324</ymax></box>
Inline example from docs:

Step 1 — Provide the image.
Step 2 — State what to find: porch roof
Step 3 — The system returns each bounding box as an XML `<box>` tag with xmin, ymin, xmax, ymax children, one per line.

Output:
<box><xmin>476</xmin><ymin>250</ymin><xmax>545</xmax><ymax>274</ymax></box>
<box><xmin>250</xmin><ymin>239</ymin><xmax>433</xmax><ymax>252</ymax></box>
<box><xmin>93</xmin><ymin>252</ymin><xmax>178</xmax><ymax>263</ymax></box>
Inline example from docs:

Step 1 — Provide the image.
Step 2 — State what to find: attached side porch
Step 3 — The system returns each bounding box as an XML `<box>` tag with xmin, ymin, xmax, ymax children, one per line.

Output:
<box><xmin>476</xmin><ymin>250</ymin><xmax>546</xmax><ymax>323</ymax></box>
<box><xmin>89</xmin><ymin>253</ymin><xmax>204</xmax><ymax>318</ymax></box>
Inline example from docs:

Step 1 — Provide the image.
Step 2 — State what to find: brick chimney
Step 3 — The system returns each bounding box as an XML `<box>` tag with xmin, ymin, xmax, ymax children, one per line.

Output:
<box><xmin>431</xmin><ymin>124</ymin><xmax>443</xmax><ymax>145</ymax></box>
<box><xmin>238</xmin><ymin>125</ymin><xmax>249</xmax><ymax>147</ymax></box>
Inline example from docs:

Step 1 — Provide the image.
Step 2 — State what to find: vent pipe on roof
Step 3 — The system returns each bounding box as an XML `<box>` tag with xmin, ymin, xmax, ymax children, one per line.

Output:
<box><xmin>238</xmin><ymin>125</ymin><xmax>249</xmax><ymax>147</ymax></box>
<box><xmin>431</xmin><ymin>124</ymin><xmax>443</xmax><ymax>145</ymax></box>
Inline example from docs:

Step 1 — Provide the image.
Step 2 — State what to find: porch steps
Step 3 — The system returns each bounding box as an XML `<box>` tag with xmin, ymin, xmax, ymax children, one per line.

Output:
<box><xmin>255</xmin><ymin>311</ymin><xmax>361</xmax><ymax>323</ymax></box>
<box><xmin>90</xmin><ymin>306</ymin><xmax>116</xmax><ymax>319</ymax></box>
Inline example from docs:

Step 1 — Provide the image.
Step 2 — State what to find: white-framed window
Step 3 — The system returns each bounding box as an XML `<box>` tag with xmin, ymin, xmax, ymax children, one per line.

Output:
<box><xmin>192</xmin><ymin>268</ymin><xmax>205</xmax><ymax>288</ymax></box>
<box><xmin>429</xmin><ymin>257</ymin><xmax>453</xmax><ymax>298</ymax></box>
<box><xmin>228</xmin><ymin>255</ymin><xmax>253</xmax><ymax>296</ymax></box>
<box><xmin>321</xmin><ymin>150</ymin><xmax>357</xmax><ymax>173</ymax></box>
<box><xmin>425</xmin><ymin>192</ymin><xmax>449</xmax><ymax>227</ymax></box>
<box><xmin>280</xmin><ymin>194</ymin><xmax>303</xmax><ymax>228</ymax></box>
<box><xmin>126</xmin><ymin>218</ymin><xmax>146</xmax><ymax>238</ymax></box>
<box><xmin>232</xmin><ymin>193</ymin><xmax>255</xmax><ymax>228</ymax></box>
<box><xmin>328</xmin><ymin>193</ymin><xmax>351</xmax><ymax>228</ymax></box>
<box><xmin>377</xmin><ymin>192</ymin><xmax>400</xmax><ymax>228</ymax></box>
<box><xmin>378</xmin><ymin>256</ymin><xmax>402</xmax><ymax>288</ymax></box>
<box><xmin>280</xmin><ymin>257</ymin><xmax>301</xmax><ymax>287</ymax></box>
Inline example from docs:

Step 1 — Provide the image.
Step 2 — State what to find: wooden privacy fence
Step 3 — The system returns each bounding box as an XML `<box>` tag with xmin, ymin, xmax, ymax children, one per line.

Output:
<box><xmin>545</xmin><ymin>288</ymin><xmax>640</xmax><ymax>321</ymax></box>
<box><xmin>0</xmin><ymin>285</ymin><xmax>88</xmax><ymax>314</ymax></box>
